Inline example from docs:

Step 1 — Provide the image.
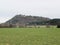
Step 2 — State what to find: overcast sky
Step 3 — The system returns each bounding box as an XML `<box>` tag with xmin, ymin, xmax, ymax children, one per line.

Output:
<box><xmin>0</xmin><ymin>0</ymin><xmax>60</xmax><ymax>23</ymax></box>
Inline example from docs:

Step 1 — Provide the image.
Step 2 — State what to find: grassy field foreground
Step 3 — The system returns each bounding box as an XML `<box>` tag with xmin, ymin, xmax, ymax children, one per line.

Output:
<box><xmin>0</xmin><ymin>28</ymin><xmax>60</xmax><ymax>45</ymax></box>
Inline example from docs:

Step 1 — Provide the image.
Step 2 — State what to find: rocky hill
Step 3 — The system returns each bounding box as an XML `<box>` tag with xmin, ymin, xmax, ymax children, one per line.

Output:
<box><xmin>5</xmin><ymin>14</ymin><xmax>50</xmax><ymax>25</ymax></box>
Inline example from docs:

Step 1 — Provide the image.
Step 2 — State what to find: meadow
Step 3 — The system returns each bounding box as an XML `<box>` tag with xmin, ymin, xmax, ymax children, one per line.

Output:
<box><xmin>0</xmin><ymin>27</ymin><xmax>60</xmax><ymax>45</ymax></box>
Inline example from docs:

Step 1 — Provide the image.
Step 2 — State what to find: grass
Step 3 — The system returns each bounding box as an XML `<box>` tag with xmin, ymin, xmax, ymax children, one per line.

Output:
<box><xmin>0</xmin><ymin>28</ymin><xmax>60</xmax><ymax>45</ymax></box>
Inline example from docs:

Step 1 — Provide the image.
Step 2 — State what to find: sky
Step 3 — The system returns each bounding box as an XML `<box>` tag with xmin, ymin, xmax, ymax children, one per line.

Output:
<box><xmin>0</xmin><ymin>0</ymin><xmax>60</xmax><ymax>23</ymax></box>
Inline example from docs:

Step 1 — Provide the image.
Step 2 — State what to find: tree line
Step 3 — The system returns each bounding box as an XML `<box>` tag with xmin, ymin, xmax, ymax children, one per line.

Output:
<box><xmin>0</xmin><ymin>19</ymin><xmax>60</xmax><ymax>28</ymax></box>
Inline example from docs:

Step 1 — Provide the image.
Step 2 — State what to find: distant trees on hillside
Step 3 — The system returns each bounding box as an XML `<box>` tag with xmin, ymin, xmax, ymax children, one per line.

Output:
<box><xmin>48</xmin><ymin>19</ymin><xmax>60</xmax><ymax>28</ymax></box>
<box><xmin>49</xmin><ymin>19</ymin><xmax>60</xmax><ymax>25</ymax></box>
<box><xmin>29</xmin><ymin>21</ymin><xmax>48</xmax><ymax>25</ymax></box>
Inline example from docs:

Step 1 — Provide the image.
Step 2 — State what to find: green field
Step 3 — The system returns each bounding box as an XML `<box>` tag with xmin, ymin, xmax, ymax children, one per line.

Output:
<box><xmin>0</xmin><ymin>28</ymin><xmax>60</xmax><ymax>45</ymax></box>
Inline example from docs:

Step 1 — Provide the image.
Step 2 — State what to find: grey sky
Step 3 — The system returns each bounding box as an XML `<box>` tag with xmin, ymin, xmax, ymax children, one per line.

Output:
<box><xmin>0</xmin><ymin>0</ymin><xmax>60</xmax><ymax>23</ymax></box>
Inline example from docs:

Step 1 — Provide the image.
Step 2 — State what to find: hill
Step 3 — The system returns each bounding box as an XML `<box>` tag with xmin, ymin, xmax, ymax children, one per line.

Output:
<box><xmin>5</xmin><ymin>14</ymin><xmax>50</xmax><ymax>25</ymax></box>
